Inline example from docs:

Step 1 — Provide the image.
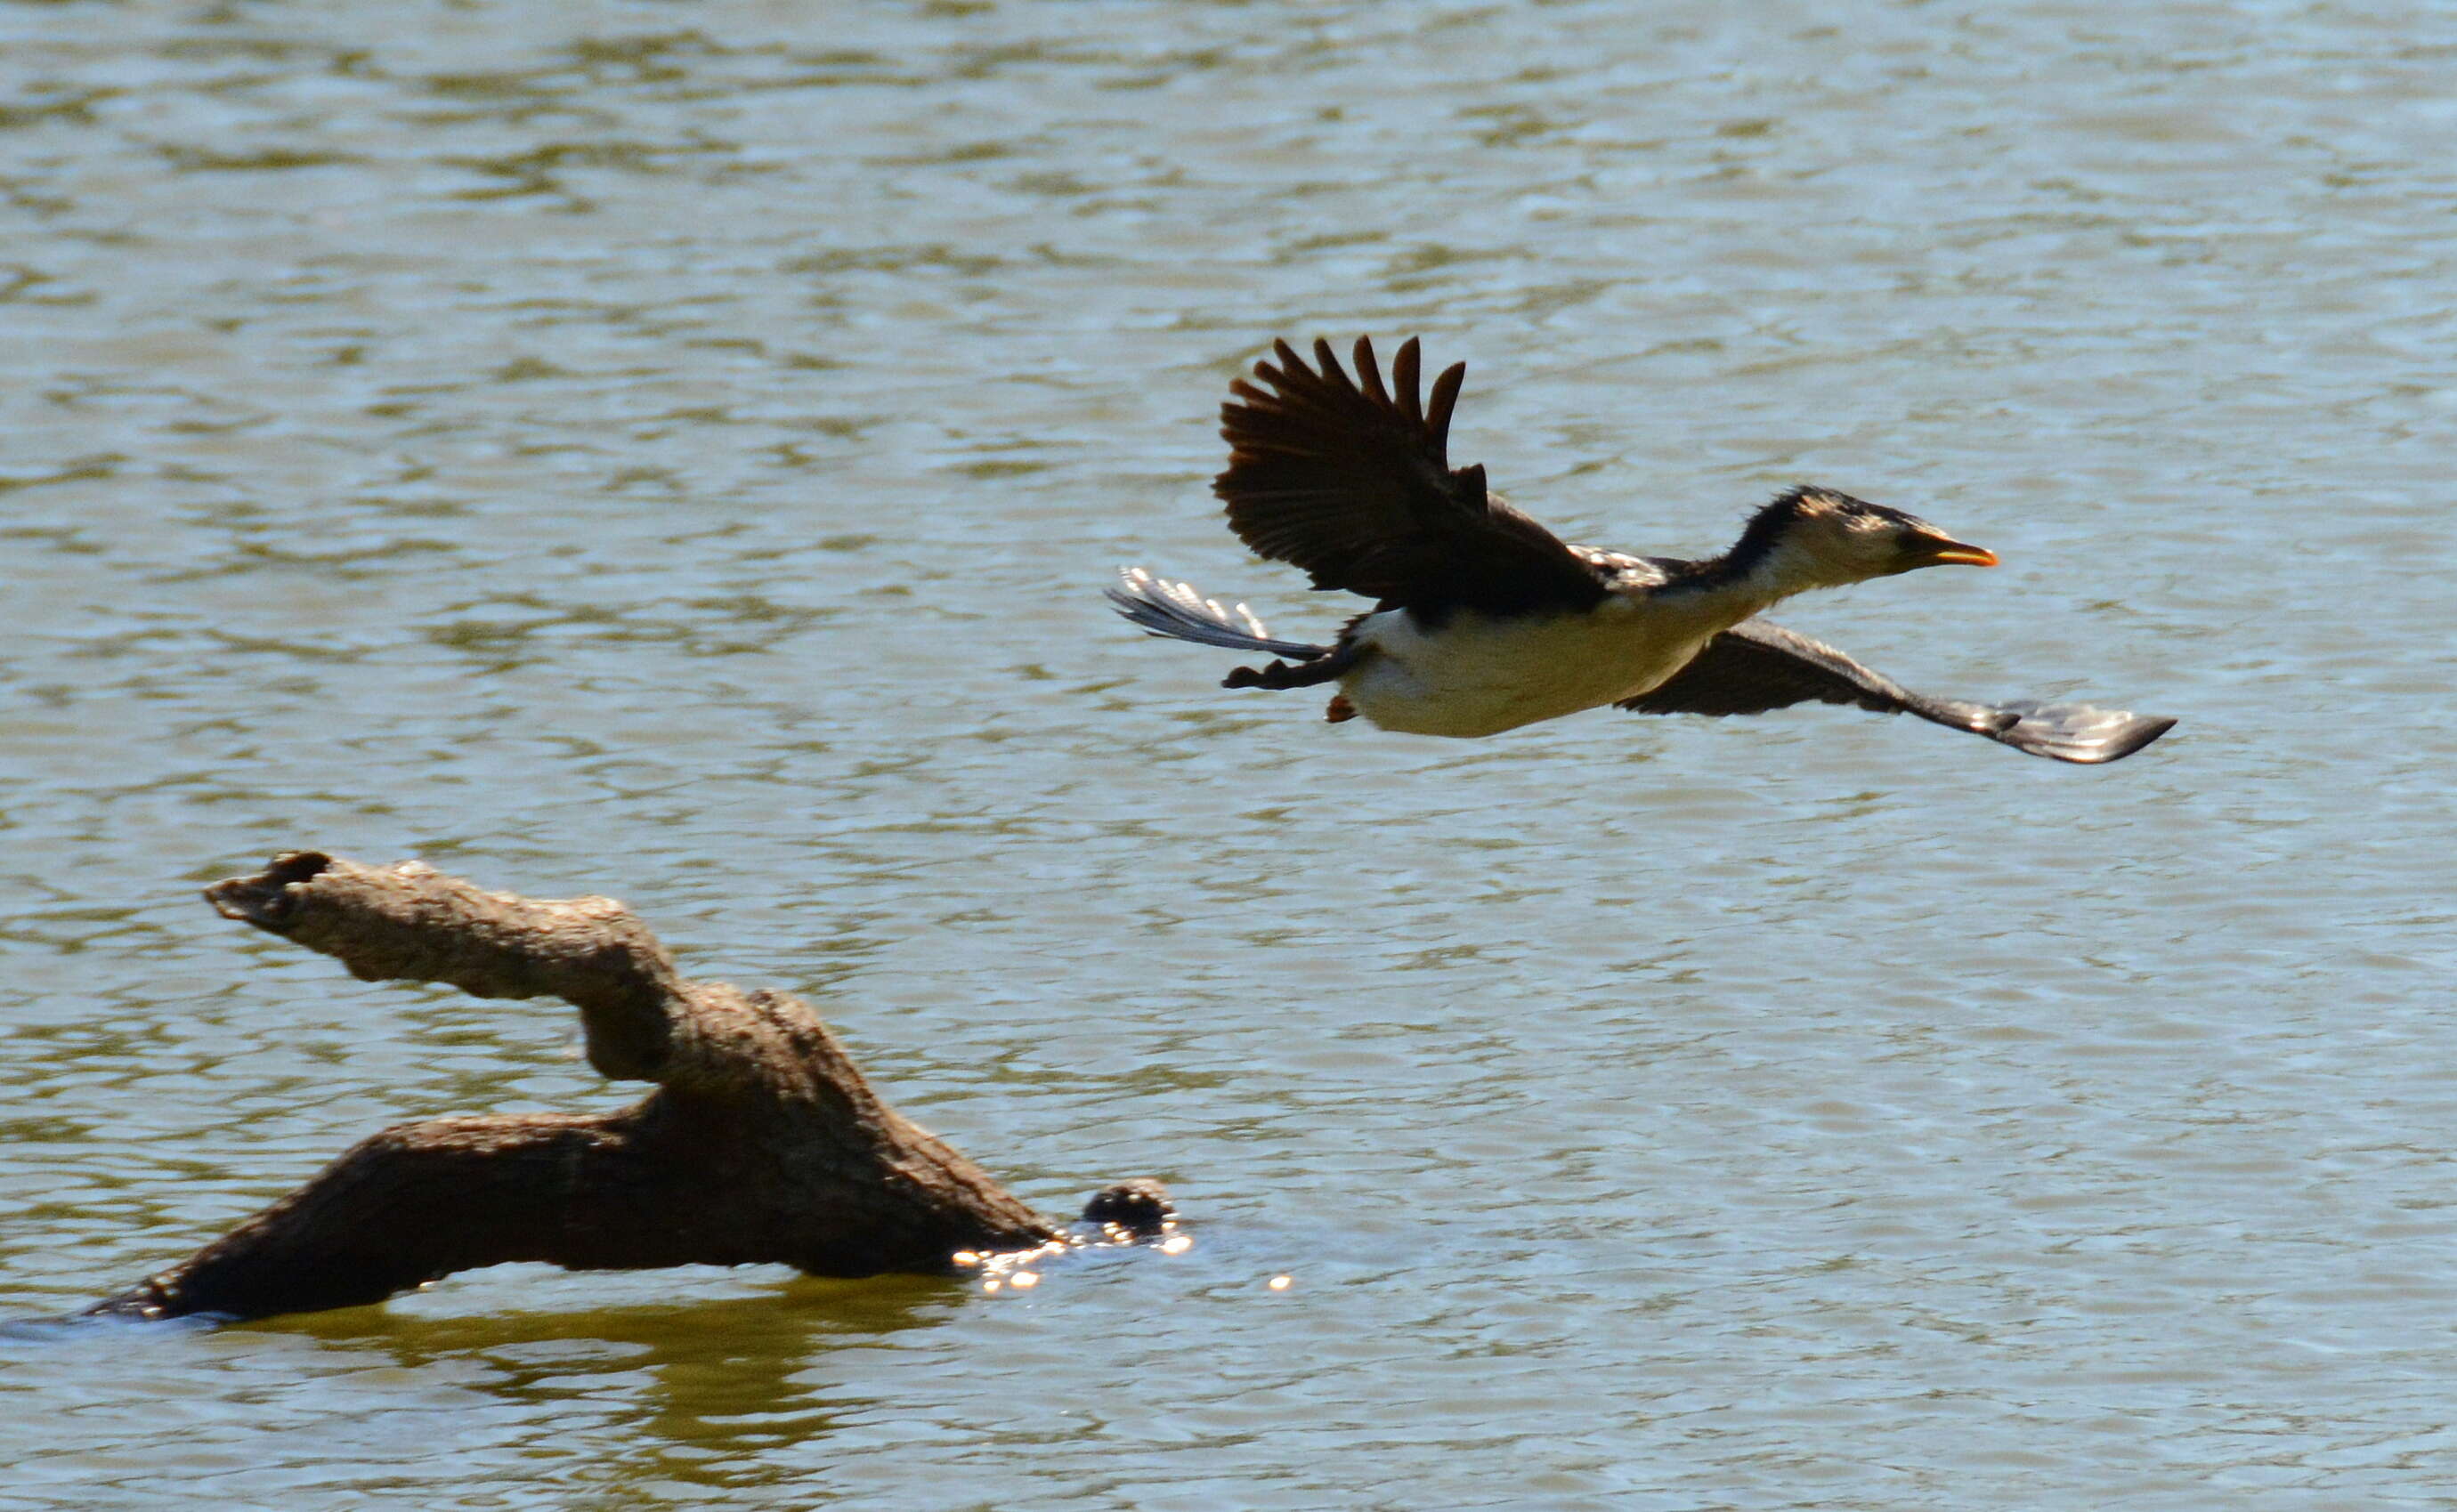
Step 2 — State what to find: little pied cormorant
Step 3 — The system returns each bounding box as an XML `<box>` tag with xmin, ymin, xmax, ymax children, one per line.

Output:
<box><xmin>1109</xmin><ymin>336</ymin><xmax>2174</xmax><ymax>764</ymax></box>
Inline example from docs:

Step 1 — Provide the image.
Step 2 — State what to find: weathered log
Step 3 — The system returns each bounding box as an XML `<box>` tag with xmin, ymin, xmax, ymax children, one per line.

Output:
<box><xmin>88</xmin><ymin>853</ymin><xmax>1168</xmax><ymax>1322</ymax></box>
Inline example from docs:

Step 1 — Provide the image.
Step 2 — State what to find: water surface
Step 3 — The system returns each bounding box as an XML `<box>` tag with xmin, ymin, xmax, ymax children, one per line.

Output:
<box><xmin>4</xmin><ymin>2</ymin><xmax>2454</xmax><ymax>1507</ymax></box>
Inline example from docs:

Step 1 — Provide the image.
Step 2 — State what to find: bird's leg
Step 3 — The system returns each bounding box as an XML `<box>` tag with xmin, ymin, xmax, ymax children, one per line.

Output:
<box><xmin>1222</xmin><ymin>642</ymin><xmax>1361</xmax><ymax>691</ymax></box>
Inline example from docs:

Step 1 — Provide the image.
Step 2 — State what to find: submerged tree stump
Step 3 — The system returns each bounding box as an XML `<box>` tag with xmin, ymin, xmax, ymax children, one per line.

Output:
<box><xmin>89</xmin><ymin>852</ymin><xmax>1168</xmax><ymax>1323</ymax></box>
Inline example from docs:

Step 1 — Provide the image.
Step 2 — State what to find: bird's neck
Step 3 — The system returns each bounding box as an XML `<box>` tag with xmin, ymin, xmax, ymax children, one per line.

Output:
<box><xmin>1668</xmin><ymin>535</ymin><xmax>1865</xmax><ymax>622</ymax></box>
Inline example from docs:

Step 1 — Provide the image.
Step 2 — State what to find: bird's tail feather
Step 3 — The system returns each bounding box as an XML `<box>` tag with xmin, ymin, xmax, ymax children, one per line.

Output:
<box><xmin>1107</xmin><ymin>568</ymin><xmax>1326</xmax><ymax>659</ymax></box>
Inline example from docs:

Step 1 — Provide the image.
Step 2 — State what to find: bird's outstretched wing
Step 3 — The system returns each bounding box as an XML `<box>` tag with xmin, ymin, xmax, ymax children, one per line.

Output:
<box><xmin>1621</xmin><ymin>619</ymin><xmax>2177</xmax><ymax>764</ymax></box>
<box><xmin>1215</xmin><ymin>336</ymin><xmax>1607</xmax><ymax>618</ymax></box>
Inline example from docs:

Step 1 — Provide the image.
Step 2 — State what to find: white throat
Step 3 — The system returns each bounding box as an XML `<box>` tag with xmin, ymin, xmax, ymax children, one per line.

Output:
<box><xmin>1739</xmin><ymin>535</ymin><xmax>1880</xmax><ymax>599</ymax></box>
<box><xmin>1661</xmin><ymin>536</ymin><xmax>1876</xmax><ymax>625</ymax></box>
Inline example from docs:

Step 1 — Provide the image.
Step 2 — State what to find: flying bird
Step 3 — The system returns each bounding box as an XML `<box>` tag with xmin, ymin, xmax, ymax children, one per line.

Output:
<box><xmin>1109</xmin><ymin>336</ymin><xmax>2173</xmax><ymax>764</ymax></box>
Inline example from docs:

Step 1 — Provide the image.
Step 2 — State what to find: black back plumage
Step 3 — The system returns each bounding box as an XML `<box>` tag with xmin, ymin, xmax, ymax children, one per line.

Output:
<box><xmin>1214</xmin><ymin>337</ymin><xmax>1608</xmax><ymax>619</ymax></box>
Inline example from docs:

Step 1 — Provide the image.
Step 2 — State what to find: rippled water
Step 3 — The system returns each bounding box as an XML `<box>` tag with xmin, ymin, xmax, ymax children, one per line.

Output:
<box><xmin>4</xmin><ymin>1</ymin><xmax>2453</xmax><ymax>1506</ymax></box>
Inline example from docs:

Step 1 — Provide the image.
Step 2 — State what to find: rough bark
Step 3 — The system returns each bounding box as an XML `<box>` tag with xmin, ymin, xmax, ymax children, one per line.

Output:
<box><xmin>88</xmin><ymin>853</ymin><xmax>1166</xmax><ymax>1323</ymax></box>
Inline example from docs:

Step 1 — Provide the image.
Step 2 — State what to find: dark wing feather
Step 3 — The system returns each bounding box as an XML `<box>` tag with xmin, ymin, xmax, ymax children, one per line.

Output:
<box><xmin>1215</xmin><ymin>336</ymin><xmax>1606</xmax><ymax>617</ymax></box>
<box><xmin>1623</xmin><ymin>619</ymin><xmax>2177</xmax><ymax>765</ymax></box>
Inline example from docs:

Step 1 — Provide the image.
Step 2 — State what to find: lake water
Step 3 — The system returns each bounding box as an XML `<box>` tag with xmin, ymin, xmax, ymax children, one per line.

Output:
<box><xmin>4</xmin><ymin>2</ymin><xmax>2454</xmax><ymax>1507</ymax></box>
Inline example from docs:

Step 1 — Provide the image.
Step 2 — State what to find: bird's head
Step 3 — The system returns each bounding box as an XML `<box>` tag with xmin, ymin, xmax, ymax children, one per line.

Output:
<box><xmin>1729</xmin><ymin>485</ymin><xmax>1999</xmax><ymax>593</ymax></box>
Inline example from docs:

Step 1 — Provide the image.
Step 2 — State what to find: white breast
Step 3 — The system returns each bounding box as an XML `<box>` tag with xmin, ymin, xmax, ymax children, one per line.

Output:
<box><xmin>1340</xmin><ymin>595</ymin><xmax>1727</xmax><ymax>738</ymax></box>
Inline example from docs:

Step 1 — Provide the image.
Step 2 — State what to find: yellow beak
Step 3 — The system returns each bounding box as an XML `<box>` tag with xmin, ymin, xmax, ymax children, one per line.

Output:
<box><xmin>1920</xmin><ymin>538</ymin><xmax>1999</xmax><ymax>568</ymax></box>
